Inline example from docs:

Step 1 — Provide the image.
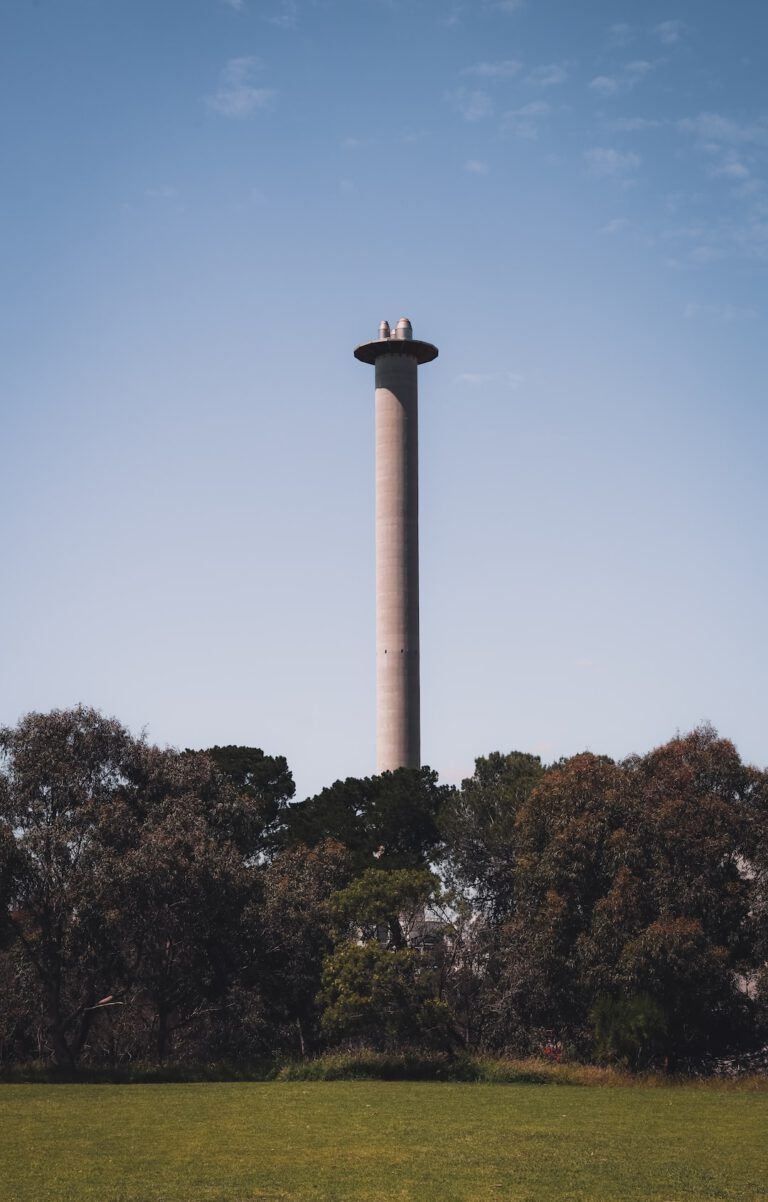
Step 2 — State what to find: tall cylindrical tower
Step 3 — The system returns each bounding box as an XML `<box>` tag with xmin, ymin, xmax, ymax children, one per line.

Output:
<box><xmin>354</xmin><ymin>318</ymin><xmax>439</xmax><ymax>773</ymax></box>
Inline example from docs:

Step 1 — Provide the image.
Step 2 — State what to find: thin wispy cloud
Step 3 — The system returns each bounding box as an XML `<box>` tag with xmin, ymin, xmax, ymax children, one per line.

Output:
<box><xmin>654</xmin><ymin>19</ymin><xmax>687</xmax><ymax>45</ymax></box>
<box><xmin>663</xmin><ymin>221</ymin><xmax>710</xmax><ymax>241</ymax></box>
<box><xmin>220</xmin><ymin>0</ymin><xmax>246</xmax><ymax>10</ymax></box>
<box><xmin>620</xmin><ymin>60</ymin><xmax>654</xmax><ymax>86</ymax></box>
<box><xmin>486</xmin><ymin>0</ymin><xmax>524</xmax><ymax>12</ymax></box>
<box><xmin>441</xmin><ymin>5</ymin><xmax>463</xmax><ymax>28</ymax></box>
<box><xmin>399</xmin><ymin>129</ymin><xmax>431</xmax><ymax>145</ymax></box>
<box><xmin>456</xmin><ymin>370</ymin><xmax>523</xmax><ymax>388</ymax></box>
<box><xmin>732</xmin><ymin>180</ymin><xmax>765</xmax><ymax>201</ymax></box>
<box><xmin>711</xmin><ymin>154</ymin><xmax>751</xmax><ymax>181</ymax></box>
<box><xmin>590</xmin><ymin>76</ymin><xmax>620</xmax><ymax>97</ymax></box>
<box><xmin>589</xmin><ymin>60</ymin><xmax>654</xmax><ymax>97</ymax></box>
<box><xmin>461</xmin><ymin>60</ymin><xmax>521</xmax><ymax>78</ymax></box>
<box><xmin>684</xmin><ymin>302</ymin><xmax>757</xmax><ymax>322</ymax></box>
<box><xmin>342</xmin><ymin>136</ymin><xmax>375</xmax><ymax>151</ymax></box>
<box><xmin>722</xmin><ymin>216</ymin><xmax>768</xmax><ymax>263</ymax></box>
<box><xmin>660</xmin><ymin>215</ymin><xmax>768</xmax><ymax>266</ymax></box>
<box><xmin>449</xmin><ymin>88</ymin><xmax>494</xmax><ymax>121</ymax></box>
<box><xmin>268</xmin><ymin>0</ymin><xmax>298</xmax><ymax>28</ymax></box>
<box><xmin>678</xmin><ymin>112</ymin><xmax>768</xmax><ymax>147</ymax></box>
<box><xmin>678</xmin><ymin>112</ymin><xmax>768</xmax><ymax>198</ymax></box>
<box><xmin>603</xmin><ymin>116</ymin><xmax>662</xmax><ymax>133</ymax></box>
<box><xmin>584</xmin><ymin>147</ymin><xmax>641</xmax><ymax>179</ymax></box>
<box><xmin>206</xmin><ymin>58</ymin><xmax>276</xmax><ymax>117</ymax></box>
<box><xmin>690</xmin><ymin>244</ymin><xmax>724</xmax><ymax>264</ymax></box>
<box><xmin>464</xmin><ymin>159</ymin><xmax>489</xmax><ymax>174</ymax></box>
<box><xmin>502</xmin><ymin>101</ymin><xmax>550</xmax><ymax>139</ymax></box>
<box><xmin>607</xmin><ymin>22</ymin><xmax>634</xmax><ymax>48</ymax></box>
<box><xmin>145</xmin><ymin>185</ymin><xmax>179</xmax><ymax>200</ymax></box>
<box><xmin>526</xmin><ymin>63</ymin><xmax>568</xmax><ymax>87</ymax></box>
<box><xmin>600</xmin><ymin>216</ymin><xmax>631</xmax><ymax>234</ymax></box>
<box><xmin>343</xmin><ymin>130</ymin><xmax>429</xmax><ymax>151</ymax></box>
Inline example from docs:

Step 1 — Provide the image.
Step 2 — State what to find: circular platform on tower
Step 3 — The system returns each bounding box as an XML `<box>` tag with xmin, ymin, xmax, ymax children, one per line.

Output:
<box><xmin>354</xmin><ymin>338</ymin><xmax>439</xmax><ymax>366</ymax></box>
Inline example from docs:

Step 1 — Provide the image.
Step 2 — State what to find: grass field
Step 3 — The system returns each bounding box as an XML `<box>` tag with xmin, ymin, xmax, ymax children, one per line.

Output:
<box><xmin>1</xmin><ymin>1081</ymin><xmax>767</xmax><ymax>1202</ymax></box>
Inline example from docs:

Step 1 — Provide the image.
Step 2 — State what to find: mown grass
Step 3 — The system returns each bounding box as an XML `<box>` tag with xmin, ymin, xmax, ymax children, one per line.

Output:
<box><xmin>2</xmin><ymin>1080</ymin><xmax>767</xmax><ymax>1202</ymax></box>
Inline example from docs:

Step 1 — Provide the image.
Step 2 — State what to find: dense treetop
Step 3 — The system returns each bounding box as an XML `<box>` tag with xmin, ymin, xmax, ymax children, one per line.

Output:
<box><xmin>1</xmin><ymin>708</ymin><xmax>766</xmax><ymax>1071</ymax></box>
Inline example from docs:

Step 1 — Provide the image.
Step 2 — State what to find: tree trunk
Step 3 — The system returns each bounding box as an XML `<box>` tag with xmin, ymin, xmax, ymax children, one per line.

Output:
<box><xmin>157</xmin><ymin>1007</ymin><xmax>169</xmax><ymax>1064</ymax></box>
<box><xmin>48</xmin><ymin>1011</ymin><xmax>76</xmax><ymax>1070</ymax></box>
<box><xmin>44</xmin><ymin>981</ymin><xmax>76</xmax><ymax>1070</ymax></box>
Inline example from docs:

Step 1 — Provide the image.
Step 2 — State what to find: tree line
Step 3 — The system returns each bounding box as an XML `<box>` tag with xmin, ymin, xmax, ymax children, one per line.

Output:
<box><xmin>1</xmin><ymin>706</ymin><xmax>766</xmax><ymax>1071</ymax></box>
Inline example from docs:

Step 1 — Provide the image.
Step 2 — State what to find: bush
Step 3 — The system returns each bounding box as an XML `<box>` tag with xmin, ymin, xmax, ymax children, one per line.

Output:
<box><xmin>590</xmin><ymin>994</ymin><xmax>667</xmax><ymax>1068</ymax></box>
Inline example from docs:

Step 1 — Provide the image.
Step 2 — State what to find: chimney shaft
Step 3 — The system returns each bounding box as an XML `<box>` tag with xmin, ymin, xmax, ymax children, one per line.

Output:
<box><xmin>353</xmin><ymin>321</ymin><xmax>438</xmax><ymax>772</ymax></box>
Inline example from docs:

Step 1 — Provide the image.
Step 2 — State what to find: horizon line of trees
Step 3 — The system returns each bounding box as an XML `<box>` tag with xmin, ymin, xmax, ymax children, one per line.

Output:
<box><xmin>1</xmin><ymin>706</ymin><xmax>767</xmax><ymax>1072</ymax></box>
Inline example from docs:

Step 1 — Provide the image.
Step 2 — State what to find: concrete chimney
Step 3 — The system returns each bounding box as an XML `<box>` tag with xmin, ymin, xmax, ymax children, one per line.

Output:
<box><xmin>354</xmin><ymin>320</ymin><xmax>439</xmax><ymax>773</ymax></box>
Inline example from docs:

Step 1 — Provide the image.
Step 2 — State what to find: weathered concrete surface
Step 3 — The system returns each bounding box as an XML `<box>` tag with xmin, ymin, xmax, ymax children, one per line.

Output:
<box><xmin>375</xmin><ymin>351</ymin><xmax>420</xmax><ymax>772</ymax></box>
<box><xmin>354</xmin><ymin>322</ymin><xmax>438</xmax><ymax>774</ymax></box>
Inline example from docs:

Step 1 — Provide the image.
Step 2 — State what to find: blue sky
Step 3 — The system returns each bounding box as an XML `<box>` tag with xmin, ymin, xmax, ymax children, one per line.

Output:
<box><xmin>1</xmin><ymin>0</ymin><xmax>766</xmax><ymax>796</ymax></box>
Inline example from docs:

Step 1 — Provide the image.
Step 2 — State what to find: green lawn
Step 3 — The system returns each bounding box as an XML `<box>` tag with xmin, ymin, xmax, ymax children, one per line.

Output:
<box><xmin>1</xmin><ymin>1081</ymin><xmax>766</xmax><ymax>1202</ymax></box>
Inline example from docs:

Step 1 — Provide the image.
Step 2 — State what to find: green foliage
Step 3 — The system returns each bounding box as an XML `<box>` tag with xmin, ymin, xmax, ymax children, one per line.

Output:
<box><xmin>440</xmin><ymin>750</ymin><xmax>544</xmax><ymax>919</ymax></box>
<box><xmin>319</xmin><ymin>865</ymin><xmax>456</xmax><ymax>1051</ymax></box>
<box><xmin>284</xmin><ymin>766</ymin><xmax>451</xmax><ymax>872</ymax></box>
<box><xmin>0</xmin><ymin>707</ymin><xmax>149</xmax><ymax>1067</ymax></box>
<box><xmin>257</xmin><ymin>839</ymin><xmax>350</xmax><ymax>1055</ymax></box>
<box><xmin>197</xmin><ymin>744</ymin><xmax>295</xmax><ymax>855</ymax></box>
<box><xmin>2</xmin><ymin>710</ymin><xmax>767</xmax><ymax>1073</ymax></box>
<box><xmin>320</xmin><ymin>941</ymin><xmax>453</xmax><ymax>1050</ymax></box>
<box><xmin>276</xmin><ymin>1051</ymin><xmax>478</xmax><ymax>1081</ymax></box>
<box><xmin>0</xmin><ymin>708</ymin><xmax>264</xmax><ymax>1067</ymax></box>
<box><xmin>328</xmin><ymin>867</ymin><xmax>438</xmax><ymax>946</ymax></box>
<box><xmin>590</xmin><ymin>994</ymin><xmax>667</xmax><ymax>1067</ymax></box>
<box><xmin>477</xmin><ymin>728</ymin><xmax>762</xmax><ymax>1061</ymax></box>
<box><xmin>202</xmin><ymin>745</ymin><xmax>295</xmax><ymax>804</ymax></box>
